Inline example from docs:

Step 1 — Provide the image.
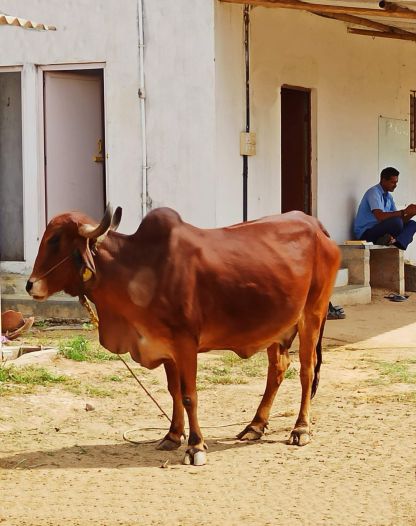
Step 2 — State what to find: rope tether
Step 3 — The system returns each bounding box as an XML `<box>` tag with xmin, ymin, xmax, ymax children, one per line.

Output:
<box><xmin>79</xmin><ymin>295</ymin><xmax>172</xmax><ymax>427</ymax></box>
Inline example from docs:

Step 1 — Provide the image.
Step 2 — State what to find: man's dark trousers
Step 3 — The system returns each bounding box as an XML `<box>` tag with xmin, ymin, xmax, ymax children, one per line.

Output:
<box><xmin>361</xmin><ymin>217</ymin><xmax>416</xmax><ymax>249</ymax></box>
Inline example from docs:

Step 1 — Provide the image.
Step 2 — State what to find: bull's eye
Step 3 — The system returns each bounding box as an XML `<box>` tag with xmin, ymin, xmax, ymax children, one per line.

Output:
<box><xmin>48</xmin><ymin>234</ymin><xmax>60</xmax><ymax>247</ymax></box>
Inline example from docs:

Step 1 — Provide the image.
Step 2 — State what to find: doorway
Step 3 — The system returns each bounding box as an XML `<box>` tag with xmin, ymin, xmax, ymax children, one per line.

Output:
<box><xmin>280</xmin><ymin>86</ymin><xmax>312</xmax><ymax>214</ymax></box>
<box><xmin>0</xmin><ymin>71</ymin><xmax>23</xmax><ymax>261</ymax></box>
<box><xmin>43</xmin><ymin>69</ymin><xmax>106</xmax><ymax>222</ymax></box>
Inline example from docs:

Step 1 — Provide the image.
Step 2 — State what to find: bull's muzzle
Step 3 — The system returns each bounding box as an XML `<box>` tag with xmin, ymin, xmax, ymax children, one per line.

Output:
<box><xmin>26</xmin><ymin>278</ymin><xmax>48</xmax><ymax>301</ymax></box>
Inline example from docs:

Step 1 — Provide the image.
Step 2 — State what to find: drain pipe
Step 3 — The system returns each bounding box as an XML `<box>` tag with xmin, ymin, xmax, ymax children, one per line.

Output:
<box><xmin>138</xmin><ymin>0</ymin><xmax>149</xmax><ymax>219</ymax></box>
<box><xmin>243</xmin><ymin>5</ymin><xmax>250</xmax><ymax>221</ymax></box>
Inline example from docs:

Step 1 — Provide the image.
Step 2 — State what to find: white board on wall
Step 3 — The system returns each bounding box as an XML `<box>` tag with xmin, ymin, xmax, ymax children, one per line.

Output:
<box><xmin>378</xmin><ymin>116</ymin><xmax>410</xmax><ymax>208</ymax></box>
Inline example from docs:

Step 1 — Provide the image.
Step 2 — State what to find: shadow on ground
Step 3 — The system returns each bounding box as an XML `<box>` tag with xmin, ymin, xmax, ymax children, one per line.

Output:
<box><xmin>0</xmin><ymin>434</ymin><xmax>285</xmax><ymax>470</ymax></box>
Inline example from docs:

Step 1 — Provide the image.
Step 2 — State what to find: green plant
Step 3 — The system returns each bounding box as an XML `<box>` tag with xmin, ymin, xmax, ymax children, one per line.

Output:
<box><xmin>285</xmin><ymin>366</ymin><xmax>298</xmax><ymax>379</ymax></box>
<box><xmin>198</xmin><ymin>352</ymin><xmax>261</xmax><ymax>388</ymax></box>
<box><xmin>365</xmin><ymin>359</ymin><xmax>416</xmax><ymax>387</ymax></box>
<box><xmin>375</xmin><ymin>360</ymin><xmax>416</xmax><ymax>384</ymax></box>
<box><xmin>196</xmin><ymin>351</ymin><xmax>299</xmax><ymax>389</ymax></box>
<box><xmin>59</xmin><ymin>335</ymin><xmax>89</xmax><ymax>360</ymax></box>
<box><xmin>83</xmin><ymin>385</ymin><xmax>113</xmax><ymax>397</ymax></box>
<box><xmin>33</xmin><ymin>319</ymin><xmax>48</xmax><ymax>328</ymax></box>
<box><xmin>0</xmin><ymin>364</ymin><xmax>67</xmax><ymax>385</ymax></box>
<box><xmin>0</xmin><ymin>364</ymin><xmax>69</xmax><ymax>394</ymax></box>
<box><xmin>59</xmin><ymin>336</ymin><xmax>118</xmax><ymax>362</ymax></box>
<box><xmin>107</xmin><ymin>375</ymin><xmax>123</xmax><ymax>382</ymax></box>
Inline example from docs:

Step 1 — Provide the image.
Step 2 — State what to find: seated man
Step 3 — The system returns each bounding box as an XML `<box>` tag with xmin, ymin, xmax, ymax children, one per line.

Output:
<box><xmin>354</xmin><ymin>166</ymin><xmax>416</xmax><ymax>250</ymax></box>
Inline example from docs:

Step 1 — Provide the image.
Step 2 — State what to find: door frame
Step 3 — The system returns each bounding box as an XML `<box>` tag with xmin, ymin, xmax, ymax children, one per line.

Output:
<box><xmin>37</xmin><ymin>62</ymin><xmax>107</xmax><ymax>232</ymax></box>
<box><xmin>279</xmin><ymin>84</ymin><xmax>317</xmax><ymax>217</ymax></box>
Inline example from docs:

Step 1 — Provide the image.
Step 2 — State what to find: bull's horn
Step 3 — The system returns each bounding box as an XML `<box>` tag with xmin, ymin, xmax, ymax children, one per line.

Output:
<box><xmin>110</xmin><ymin>207</ymin><xmax>123</xmax><ymax>231</ymax></box>
<box><xmin>78</xmin><ymin>204</ymin><xmax>113</xmax><ymax>239</ymax></box>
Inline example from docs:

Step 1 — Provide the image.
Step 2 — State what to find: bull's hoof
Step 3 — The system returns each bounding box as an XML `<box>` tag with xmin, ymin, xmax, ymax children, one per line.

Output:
<box><xmin>156</xmin><ymin>435</ymin><xmax>182</xmax><ymax>451</ymax></box>
<box><xmin>182</xmin><ymin>447</ymin><xmax>207</xmax><ymax>466</ymax></box>
<box><xmin>288</xmin><ymin>427</ymin><xmax>310</xmax><ymax>446</ymax></box>
<box><xmin>236</xmin><ymin>424</ymin><xmax>266</xmax><ymax>441</ymax></box>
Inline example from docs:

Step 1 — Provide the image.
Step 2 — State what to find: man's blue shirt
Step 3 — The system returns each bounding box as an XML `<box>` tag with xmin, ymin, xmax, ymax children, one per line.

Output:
<box><xmin>354</xmin><ymin>183</ymin><xmax>397</xmax><ymax>239</ymax></box>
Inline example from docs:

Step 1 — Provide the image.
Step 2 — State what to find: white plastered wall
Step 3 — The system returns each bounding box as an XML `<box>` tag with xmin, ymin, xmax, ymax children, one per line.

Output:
<box><xmin>0</xmin><ymin>0</ymin><xmax>141</xmax><ymax>270</ymax></box>
<box><xmin>143</xmin><ymin>0</ymin><xmax>217</xmax><ymax>228</ymax></box>
<box><xmin>0</xmin><ymin>1</ymin><xmax>218</xmax><ymax>271</ymax></box>
<box><xmin>214</xmin><ymin>3</ymin><xmax>416</xmax><ymax>262</ymax></box>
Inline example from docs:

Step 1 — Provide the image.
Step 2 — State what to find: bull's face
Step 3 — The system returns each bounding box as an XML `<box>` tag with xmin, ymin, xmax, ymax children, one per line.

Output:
<box><xmin>26</xmin><ymin>206</ymin><xmax>121</xmax><ymax>301</ymax></box>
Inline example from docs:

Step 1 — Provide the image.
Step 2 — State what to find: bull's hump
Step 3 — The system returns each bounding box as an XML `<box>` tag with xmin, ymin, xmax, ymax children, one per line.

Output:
<box><xmin>137</xmin><ymin>208</ymin><xmax>183</xmax><ymax>240</ymax></box>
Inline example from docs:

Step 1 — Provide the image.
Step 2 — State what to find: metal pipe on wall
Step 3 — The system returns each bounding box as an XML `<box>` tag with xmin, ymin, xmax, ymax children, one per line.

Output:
<box><xmin>243</xmin><ymin>4</ymin><xmax>250</xmax><ymax>221</ymax></box>
<box><xmin>138</xmin><ymin>0</ymin><xmax>149</xmax><ymax>219</ymax></box>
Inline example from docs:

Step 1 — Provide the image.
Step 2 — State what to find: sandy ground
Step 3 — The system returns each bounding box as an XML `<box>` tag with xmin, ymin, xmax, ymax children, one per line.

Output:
<box><xmin>1</xmin><ymin>290</ymin><xmax>416</xmax><ymax>526</ymax></box>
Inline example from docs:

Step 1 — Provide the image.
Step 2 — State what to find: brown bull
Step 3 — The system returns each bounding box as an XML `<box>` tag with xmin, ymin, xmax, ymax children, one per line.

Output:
<box><xmin>27</xmin><ymin>206</ymin><xmax>340</xmax><ymax>465</ymax></box>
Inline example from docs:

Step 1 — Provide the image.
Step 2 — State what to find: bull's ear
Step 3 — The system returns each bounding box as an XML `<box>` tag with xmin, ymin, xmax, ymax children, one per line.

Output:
<box><xmin>111</xmin><ymin>207</ymin><xmax>122</xmax><ymax>231</ymax></box>
<box><xmin>74</xmin><ymin>238</ymin><xmax>96</xmax><ymax>282</ymax></box>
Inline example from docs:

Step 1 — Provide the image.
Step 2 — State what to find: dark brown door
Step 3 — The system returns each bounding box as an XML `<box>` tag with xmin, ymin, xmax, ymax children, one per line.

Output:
<box><xmin>281</xmin><ymin>87</ymin><xmax>311</xmax><ymax>214</ymax></box>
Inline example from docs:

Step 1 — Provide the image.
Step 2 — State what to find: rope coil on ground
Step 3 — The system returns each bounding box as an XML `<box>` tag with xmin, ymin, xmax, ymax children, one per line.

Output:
<box><xmin>122</xmin><ymin>411</ymin><xmax>291</xmax><ymax>445</ymax></box>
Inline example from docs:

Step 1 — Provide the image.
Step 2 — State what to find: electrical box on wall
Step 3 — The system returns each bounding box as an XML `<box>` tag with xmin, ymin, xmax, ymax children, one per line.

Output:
<box><xmin>240</xmin><ymin>131</ymin><xmax>256</xmax><ymax>156</ymax></box>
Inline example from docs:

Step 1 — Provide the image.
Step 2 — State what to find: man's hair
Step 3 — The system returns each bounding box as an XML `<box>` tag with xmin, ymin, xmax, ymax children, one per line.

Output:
<box><xmin>380</xmin><ymin>166</ymin><xmax>399</xmax><ymax>180</ymax></box>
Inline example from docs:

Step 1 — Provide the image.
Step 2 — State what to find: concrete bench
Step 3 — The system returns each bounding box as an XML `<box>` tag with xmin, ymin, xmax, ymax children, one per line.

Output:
<box><xmin>339</xmin><ymin>243</ymin><xmax>404</xmax><ymax>295</ymax></box>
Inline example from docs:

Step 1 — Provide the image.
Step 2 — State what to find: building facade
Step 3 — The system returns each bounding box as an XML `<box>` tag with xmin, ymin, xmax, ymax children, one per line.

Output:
<box><xmin>2</xmin><ymin>0</ymin><xmax>416</xmax><ymax>275</ymax></box>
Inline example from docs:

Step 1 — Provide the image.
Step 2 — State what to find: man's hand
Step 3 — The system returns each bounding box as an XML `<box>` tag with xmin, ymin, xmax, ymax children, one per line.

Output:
<box><xmin>403</xmin><ymin>204</ymin><xmax>416</xmax><ymax>219</ymax></box>
<box><xmin>373</xmin><ymin>205</ymin><xmax>416</xmax><ymax>222</ymax></box>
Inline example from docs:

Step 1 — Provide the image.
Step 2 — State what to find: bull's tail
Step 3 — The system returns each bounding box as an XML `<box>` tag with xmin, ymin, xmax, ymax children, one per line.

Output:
<box><xmin>311</xmin><ymin>319</ymin><xmax>325</xmax><ymax>399</ymax></box>
<box><xmin>311</xmin><ymin>217</ymin><xmax>336</xmax><ymax>399</ymax></box>
<box><xmin>317</xmin><ymin>219</ymin><xmax>330</xmax><ymax>238</ymax></box>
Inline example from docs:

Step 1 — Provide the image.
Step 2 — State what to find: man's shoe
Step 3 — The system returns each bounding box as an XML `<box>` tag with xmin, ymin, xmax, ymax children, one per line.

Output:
<box><xmin>327</xmin><ymin>303</ymin><xmax>346</xmax><ymax>320</ymax></box>
<box><xmin>375</xmin><ymin>233</ymin><xmax>394</xmax><ymax>246</ymax></box>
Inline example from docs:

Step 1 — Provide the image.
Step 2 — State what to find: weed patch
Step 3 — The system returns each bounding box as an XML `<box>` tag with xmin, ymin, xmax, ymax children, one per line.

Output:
<box><xmin>197</xmin><ymin>351</ymin><xmax>297</xmax><ymax>389</ymax></box>
<box><xmin>66</xmin><ymin>384</ymin><xmax>114</xmax><ymax>398</ymax></box>
<box><xmin>0</xmin><ymin>364</ymin><xmax>70</xmax><ymax>395</ymax></box>
<box><xmin>285</xmin><ymin>366</ymin><xmax>298</xmax><ymax>379</ymax></box>
<box><xmin>0</xmin><ymin>364</ymin><xmax>67</xmax><ymax>385</ymax></box>
<box><xmin>59</xmin><ymin>336</ymin><xmax>118</xmax><ymax>362</ymax></box>
<box><xmin>0</xmin><ymin>362</ymin><xmax>126</xmax><ymax>398</ymax></box>
<box><xmin>366</xmin><ymin>359</ymin><xmax>416</xmax><ymax>386</ymax></box>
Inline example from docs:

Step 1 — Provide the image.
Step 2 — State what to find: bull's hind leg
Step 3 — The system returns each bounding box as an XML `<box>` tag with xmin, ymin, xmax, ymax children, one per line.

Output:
<box><xmin>157</xmin><ymin>362</ymin><xmax>184</xmax><ymax>451</ymax></box>
<box><xmin>237</xmin><ymin>342</ymin><xmax>291</xmax><ymax>441</ymax></box>
<box><xmin>289</xmin><ymin>313</ymin><xmax>324</xmax><ymax>446</ymax></box>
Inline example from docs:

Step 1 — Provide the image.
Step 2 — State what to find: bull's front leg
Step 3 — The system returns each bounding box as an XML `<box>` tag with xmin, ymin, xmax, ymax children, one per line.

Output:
<box><xmin>177</xmin><ymin>341</ymin><xmax>207</xmax><ymax>466</ymax></box>
<box><xmin>156</xmin><ymin>361</ymin><xmax>185</xmax><ymax>451</ymax></box>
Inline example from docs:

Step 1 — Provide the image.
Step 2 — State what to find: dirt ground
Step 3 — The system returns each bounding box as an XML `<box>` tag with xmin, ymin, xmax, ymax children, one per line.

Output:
<box><xmin>1</xmin><ymin>290</ymin><xmax>416</xmax><ymax>526</ymax></box>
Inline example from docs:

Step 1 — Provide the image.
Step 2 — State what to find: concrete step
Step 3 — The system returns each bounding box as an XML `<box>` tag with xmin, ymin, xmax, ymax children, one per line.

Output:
<box><xmin>1</xmin><ymin>272</ymin><xmax>81</xmax><ymax>320</ymax></box>
<box><xmin>1</xmin><ymin>272</ymin><xmax>68</xmax><ymax>298</ymax></box>
<box><xmin>334</xmin><ymin>268</ymin><xmax>348</xmax><ymax>288</ymax></box>
<box><xmin>1</xmin><ymin>294</ymin><xmax>88</xmax><ymax>321</ymax></box>
<box><xmin>1</xmin><ymin>272</ymin><xmax>29</xmax><ymax>295</ymax></box>
<box><xmin>1</xmin><ymin>272</ymin><xmax>89</xmax><ymax>320</ymax></box>
<box><xmin>331</xmin><ymin>284</ymin><xmax>371</xmax><ymax>306</ymax></box>
<box><xmin>405</xmin><ymin>262</ymin><xmax>416</xmax><ymax>292</ymax></box>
